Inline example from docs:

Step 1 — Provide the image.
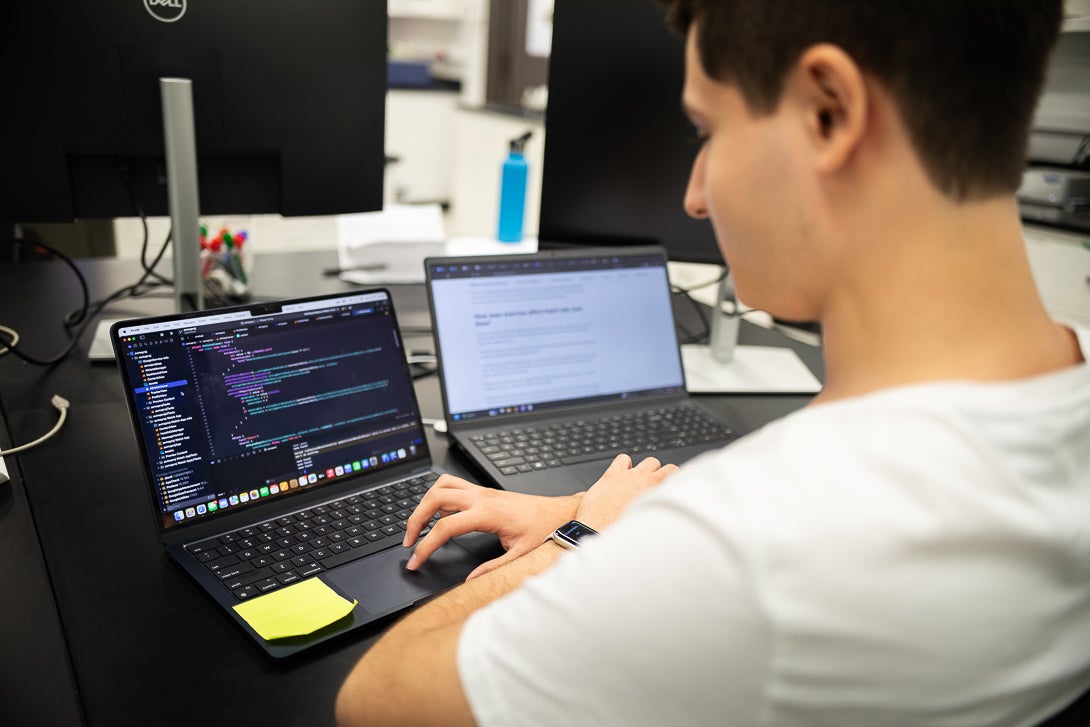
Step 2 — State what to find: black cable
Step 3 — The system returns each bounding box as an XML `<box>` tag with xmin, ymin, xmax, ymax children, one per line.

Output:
<box><xmin>61</xmin><ymin>225</ymin><xmax>174</xmax><ymax>329</ymax></box>
<box><xmin>671</xmin><ymin>285</ymin><xmax>712</xmax><ymax>344</ymax></box>
<box><xmin>670</xmin><ymin>268</ymin><xmax>727</xmax><ymax>345</ymax></box>
<box><xmin>3</xmin><ymin>164</ymin><xmax>240</xmax><ymax>366</ymax></box>
<box><xmin>2</xmin><ymin>223</ymin><xmax>181</xmax><ymax>366</ymax></box>
<box><xmin>111</xmin><ymin>160</ymin><xmax>244</xmax><ymax>306</ymax></box>
<box><xmin>134</xmin><ymin>210</ymin><xmax>172</xmax><ymax>287</ymax></box>
<box><xmin>52</xmin><ymin>161</ymin><xmax>176</xmax><ymax>333</ymax></box>
<box><xmin>117</xmin><ymin>157</ymin><xmax>172</xmax><ymax>287</ymax></box>
<box><xmin>0</xmin><ymin>237</ymin><xmax>94</xmax><ymax>366</ymax></box>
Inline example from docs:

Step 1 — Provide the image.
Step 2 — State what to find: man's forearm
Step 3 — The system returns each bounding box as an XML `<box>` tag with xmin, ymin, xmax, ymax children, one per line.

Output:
<box><xmin>390</xmin><ymin>540</ymin><xmax>562</xmax><ymax>642</ymax></box>
<box><xmin>336</xmin><ymin>542</ymin><xmax>564</xmax><ymax>727</ymax></box>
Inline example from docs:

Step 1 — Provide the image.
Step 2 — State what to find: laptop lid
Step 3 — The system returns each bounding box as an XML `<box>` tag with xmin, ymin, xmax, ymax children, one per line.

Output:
<box><xmin>425</xmin><ymin>246</ymin><xmax>688</xmax><ymax>431</ymax></box>
<box><xmin>111</xmin><ymin>290</ymin><xmax>433</xmax><ymax>542</ymax></box>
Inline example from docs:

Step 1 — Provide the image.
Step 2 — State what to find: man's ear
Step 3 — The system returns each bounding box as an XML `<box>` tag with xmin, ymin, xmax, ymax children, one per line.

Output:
<box><xmin>788</xmin><ymin>43</ymin><xmax>868</xmax><ymax>175</ymax></box>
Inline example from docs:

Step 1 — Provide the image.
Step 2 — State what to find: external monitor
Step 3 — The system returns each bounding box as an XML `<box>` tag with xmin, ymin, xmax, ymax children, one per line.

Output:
<box><xmin>538</xmin><ymin>0</ymin><xmax>723</xmax><ymax>266</ymax></box>
<box><xmin>2</xmin><ymin>0</ymin><xmax>387</xmax><ymax>228</ymax></box>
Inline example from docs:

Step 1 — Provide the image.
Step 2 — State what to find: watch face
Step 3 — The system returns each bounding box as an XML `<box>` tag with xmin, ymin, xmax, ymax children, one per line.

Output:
<box><xmin>558</xmin><ymin>521</ymin><xmax>597</xmax><ymax>542</ymax></box>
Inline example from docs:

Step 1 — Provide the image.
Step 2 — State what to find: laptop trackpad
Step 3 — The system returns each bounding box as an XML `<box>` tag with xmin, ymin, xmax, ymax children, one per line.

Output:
<box><xmin>571</xmin><ymin>460</ymin><xmax>613</xmax><ymax>488</ymax></box>
<box><xmin>324</xmin><ymin>543</ymin><xmax>480</xmax><ymax>616</ymax></box>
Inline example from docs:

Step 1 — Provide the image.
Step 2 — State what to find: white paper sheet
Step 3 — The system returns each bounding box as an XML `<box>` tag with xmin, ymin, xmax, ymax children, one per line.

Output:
<box><xmin>336</xmin><ymin>204</ymin><xmax>447</xmax><ymax>284</ymax></box>
<box><xmin>681</xmin><ymin>344</ymin><xmax>822</xmax><ymax>394</ymax></box>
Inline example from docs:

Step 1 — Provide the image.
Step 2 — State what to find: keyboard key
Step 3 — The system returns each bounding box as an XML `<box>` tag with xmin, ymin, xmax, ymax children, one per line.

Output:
<box><xmin>233</xmin><ymin>585</ymin><xmax>260</xmax><ymax>600</ymax></box>
<box><xmin>220</xmin><ymin>565</ymin><xmax>272</xmax><ymax>590</ymax></box>
<box><xmin>205</xmin><ymin>554</ymin><xmax>240</xmax><ymax>571</ymax></box>
<box><xmin>297</xmin><ymin>562</ymin><xmax>324</xmax><ymax>578</ymax></box>
<box><xmin>256</xmin><ymin>577</ymin><xmax>280</xmax><ymax>593</ymax></box>
<box><xmin>214</xmin><ymin>560</ymin><xmax>254</xmax><ymax>580</ymax></box>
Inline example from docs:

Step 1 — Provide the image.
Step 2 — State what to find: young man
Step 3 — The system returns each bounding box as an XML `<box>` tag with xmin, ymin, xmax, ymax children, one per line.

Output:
<box><xmin>337</xmin><ymin>1</ymin><xmax>1090</xmax><ymax>724</ymax></box>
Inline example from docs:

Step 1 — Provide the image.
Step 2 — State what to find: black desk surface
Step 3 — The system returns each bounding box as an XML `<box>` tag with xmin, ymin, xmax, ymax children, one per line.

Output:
<box><xmin>0</xmin><ymin>251</ymin><xmax>822</xmax><ymax>726</ymax></box>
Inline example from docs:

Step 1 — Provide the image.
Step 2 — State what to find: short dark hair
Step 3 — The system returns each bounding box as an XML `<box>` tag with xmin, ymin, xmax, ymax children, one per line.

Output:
<box><xmin>661</xmin><ymin>0</ymin><xmax>1063</xmax><ymax>201</ymax></box>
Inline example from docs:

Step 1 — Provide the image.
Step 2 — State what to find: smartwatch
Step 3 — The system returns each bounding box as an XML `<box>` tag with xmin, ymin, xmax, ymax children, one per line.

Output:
<box><xmin>548</xmin><ymin>520</ymin><xmax>599</xmax><ymax>550</ymax></box>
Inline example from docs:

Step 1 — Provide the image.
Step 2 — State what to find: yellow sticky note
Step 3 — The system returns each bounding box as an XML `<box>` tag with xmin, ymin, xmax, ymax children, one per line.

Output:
<box><xmin>232</xmin><ymin>578</ymin><xmax>357</xmax><ymax>641</ymax></box>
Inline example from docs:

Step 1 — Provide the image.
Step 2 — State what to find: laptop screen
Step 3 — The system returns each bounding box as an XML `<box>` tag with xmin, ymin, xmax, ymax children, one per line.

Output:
<box><xmin>113</xmin><ymin>291</ymin><xmax>429</xmax><ymax>532</ymax></box>
<box><xmin>427</xmin><ymin>250</ymin><xmax>686</xmax><ymax>424</ymax></box>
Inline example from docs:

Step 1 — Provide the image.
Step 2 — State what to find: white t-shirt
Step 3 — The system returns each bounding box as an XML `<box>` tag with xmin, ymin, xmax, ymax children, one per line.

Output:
<box><xmin>458</xmin><ymin>326</ymin><xmax>1090</xmax><ymax>727</ymax></box>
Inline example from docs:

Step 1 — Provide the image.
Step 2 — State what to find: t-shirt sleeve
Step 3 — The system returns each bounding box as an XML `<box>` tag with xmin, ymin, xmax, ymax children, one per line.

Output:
<box><xmin>456</xmin><ymin>469</ymin><xmax>774</xmax><ymax>727</ymax></box>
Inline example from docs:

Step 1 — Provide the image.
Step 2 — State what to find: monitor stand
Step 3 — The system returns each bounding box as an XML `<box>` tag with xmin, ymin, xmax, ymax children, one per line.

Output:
<box><xmin>707</xmin><ymin>273</ymin><xmax>741</xmax><ymax>363</ymax></box>
<box><xmin>160</xmin><ymin>77</ymin><xmax>204</xmax><ymax>312</ymax></box>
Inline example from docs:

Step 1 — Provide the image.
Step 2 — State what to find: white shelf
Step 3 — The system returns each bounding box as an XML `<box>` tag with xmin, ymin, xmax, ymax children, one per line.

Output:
<box><xmin>1064</xmin><ymin>0</ymin><xmax>1090</xmax><ymax>31</ymax></box>
<box><xmin>1064</xmin><ymin>15</ymin><xmax>1090</xmax><ymax>31</ymax></box>
<box><xmin>389</xmin><ymin>0</ymin><xmax>465</xmax><ymax>21</ymax></box>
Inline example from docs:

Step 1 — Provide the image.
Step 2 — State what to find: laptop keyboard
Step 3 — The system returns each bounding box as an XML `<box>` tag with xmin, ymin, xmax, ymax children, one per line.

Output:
<box><xmin>470</xmin><ymin>404</ymin><xmax>734</xmax><ymax>476</ymax></box>
<box><xmin>186</xmin><ymin>472</ymin><xmax>439</xmax><ymax>601</ymax></box>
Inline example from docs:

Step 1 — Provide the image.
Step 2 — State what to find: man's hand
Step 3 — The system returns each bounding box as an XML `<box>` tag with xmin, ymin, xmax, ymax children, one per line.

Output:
<box><xmin>575</xmin><ymin>454</ymin><xmax>679</xmax><ymax>531</ymax></box>
<box><xmin>403</xmin><ymin>474</ymin><xmax>584</xmax><ymax>580</ymax></box>
<box><xmin>404</xmin><ymin>455</ymin><xmax>677</xmax><ymax>580</ymax></box>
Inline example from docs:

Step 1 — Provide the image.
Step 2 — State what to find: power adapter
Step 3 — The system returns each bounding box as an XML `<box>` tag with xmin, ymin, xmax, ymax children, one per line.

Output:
<box><xmin>0</xmin><ymin>455</ymin><xmax>8</xmax><ymax>484</ymax></box>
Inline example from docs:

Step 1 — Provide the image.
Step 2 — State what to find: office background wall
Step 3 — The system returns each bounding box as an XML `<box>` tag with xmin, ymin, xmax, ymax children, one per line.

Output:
<box><xmin>22</xmin><ymin>0</ymin><xmax>1090</xmax><ymax>327</ymax></box>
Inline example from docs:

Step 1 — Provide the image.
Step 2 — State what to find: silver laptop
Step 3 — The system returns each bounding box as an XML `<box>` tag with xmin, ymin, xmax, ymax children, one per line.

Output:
<box><xmin>110</xmin><ymin>290</ymin><xmax>493</xmax><ymax>659</ymax></box>
<box><xmin>424</xmin><ymin>246</ymin><xmax>739</xmax><ymax>496</ymax></box>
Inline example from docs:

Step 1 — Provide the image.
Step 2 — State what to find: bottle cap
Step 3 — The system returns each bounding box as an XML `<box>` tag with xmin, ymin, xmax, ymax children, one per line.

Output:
<box><xmin>509</xmin><ymin>130</ymin><xmax>533</xmax><ymax>154</ymax></box>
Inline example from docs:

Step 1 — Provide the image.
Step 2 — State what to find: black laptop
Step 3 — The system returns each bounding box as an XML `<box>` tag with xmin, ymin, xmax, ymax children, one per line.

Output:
<box><xmin>424</xmin><ymin>246</ymin><xmax>739</xmax><ymax>497</ymax></box>
<box><xmin>111</xmin><ymin>290</ymin><xmax>490</xmax><ymax>659</ymax></box>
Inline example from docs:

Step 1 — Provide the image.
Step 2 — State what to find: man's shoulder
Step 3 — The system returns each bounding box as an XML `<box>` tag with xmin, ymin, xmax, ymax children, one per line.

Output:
<box><xmin>656</xmin><ymin>383</ymin><xmax>1045</xmax><ymax>527</ymax></box>
<box><xmin>657</xmin><ymin>368</ymin><xmax>1090</xmax><ymax>546</ymax></box>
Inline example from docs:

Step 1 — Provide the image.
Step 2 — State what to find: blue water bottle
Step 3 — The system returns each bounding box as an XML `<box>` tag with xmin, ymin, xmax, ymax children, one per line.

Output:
<box><xmin>497</xmin><ymin>131</ymin><xmax>533</xmax><ymax>242</ymax></box>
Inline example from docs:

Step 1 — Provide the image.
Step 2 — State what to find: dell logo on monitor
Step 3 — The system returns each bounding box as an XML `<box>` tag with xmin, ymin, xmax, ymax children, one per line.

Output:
<box><xmin>144</xmin><ymin>0</ymin><xmax>186</xmax><ymax>23</ymax></box>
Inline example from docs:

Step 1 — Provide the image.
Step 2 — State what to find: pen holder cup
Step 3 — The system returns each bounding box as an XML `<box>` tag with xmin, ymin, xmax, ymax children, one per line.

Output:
<box><xmin>201</xmin><ymin>241</ymin><xmax>254</xmax><ymax>302</ymax></box>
